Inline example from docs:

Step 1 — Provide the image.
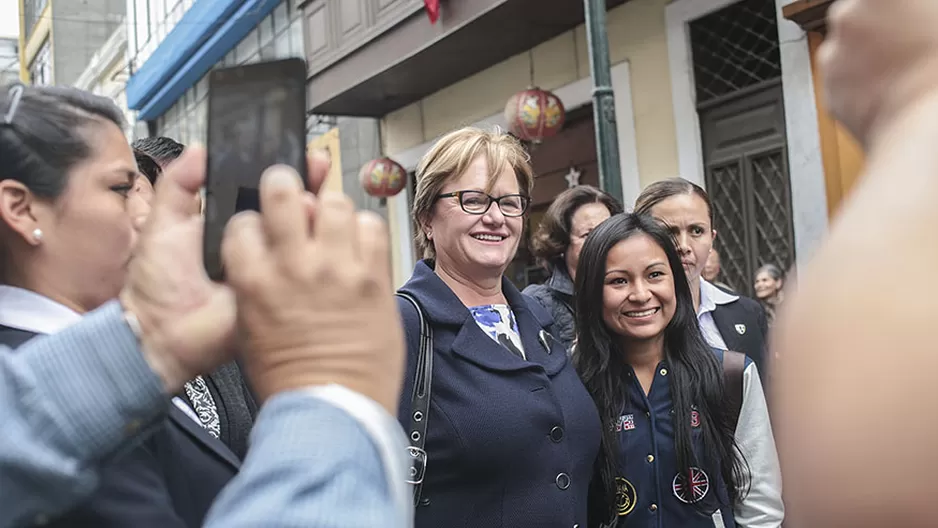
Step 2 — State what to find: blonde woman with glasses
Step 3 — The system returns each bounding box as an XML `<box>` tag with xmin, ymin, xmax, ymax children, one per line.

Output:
<box><xmin>396</xmin><ymin>127</ymin><xmax>601</xmax><ymax>528</ymax></box>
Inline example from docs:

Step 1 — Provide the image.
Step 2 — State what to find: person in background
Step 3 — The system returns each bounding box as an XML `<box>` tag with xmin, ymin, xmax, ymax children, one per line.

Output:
<box><xmin>133</xmin><ymin>136</ymin><xmax>202</xmax><ymax>213</ymax></box>
<box><xmin>132</xmin><ymin>136</ymin><xmax>184</xmax><ymax>169</ymax></box>
<box><xmin>130</xmin><ymin>149</ymin><xmax>160</xmax><ymax>232</ymax></box>
<box><xmin>0</xmin><ymin>84</ymin><xmax>242</xmax><ymax>527</ymax></box>
<box><xmin>752</xmin><ymin>264</ymin><xmax>784</xmax><ymax>326</ymax></box>
<box><xmin>703</xmin><ymin>248</ymin><xmax>734</xmax><ymax>292</ymax></box>
<box><xmin>634</xmin><ymin>179</ymin><xmax>769</xmax><ymax>377</ymax></box>
<box><xmin>574</xmin><ymin>213</ymin><xmax>782</xmax><ymax>528</ymax></box>
<box><xmin>773</xmin><ymin>1</ymin><xmax>938</xmax><ymax>526</ymax></box>
<box><xmin>0</xmin><ymin>135</ymin><xmax>413</xmax><ymax>527</ymax></box>
<box><xmin>524</xmin><ymin>185</ymin><xmax>623</xmax><ymax>352</ymax></box>
<box><xmin>397</xmin><ymin>127</ymin><xmax>601</xmax><ymax>527</ymax></box>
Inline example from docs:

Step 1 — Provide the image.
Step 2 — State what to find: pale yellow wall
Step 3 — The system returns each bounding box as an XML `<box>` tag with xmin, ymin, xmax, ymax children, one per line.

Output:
<box><xmin>381</xmin><ymin>0</ymin><xmax>678</xmax><ymax>187</ymax></box>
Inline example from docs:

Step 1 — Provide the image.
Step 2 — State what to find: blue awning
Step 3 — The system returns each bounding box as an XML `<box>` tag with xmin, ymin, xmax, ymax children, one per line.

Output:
<box><xmin>128</xmin><ymin>0</ymin><xmax>282</xmax><ymax>121</ymax></box>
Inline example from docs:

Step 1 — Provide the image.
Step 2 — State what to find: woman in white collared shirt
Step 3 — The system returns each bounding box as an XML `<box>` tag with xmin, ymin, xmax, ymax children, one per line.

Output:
<box><xmin>633</xmin><ymin>178</ymin><xmax>771</xmax><ymax>378</ymax></box>
<box><xmin>0</xmin><ymin>84</ymin><xmax>248</xmax><ymax>527</ymax></box>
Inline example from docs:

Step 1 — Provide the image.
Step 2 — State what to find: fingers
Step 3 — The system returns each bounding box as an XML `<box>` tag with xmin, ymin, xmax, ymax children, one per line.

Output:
<box><xmin>221</xmin><ymin>211</ymin><xmax>267</xmax><ymax>288</ymax></box>
<box><xmin>306</xmin><ymin>150</ymin><xmax>330</xmax><ymax>195</ymax></box>
<box><xmin>356</xmin><ymin>211</ymin><xmax>391</xmax><ymax>286</ymax></box>
<box><xmin>150</xmin><ymin>146</ymin><xmax>206</xmax><ymax>225</ymax></box>
<box><xmin>259</xmin><ymin>165</ymin><xmax>308</xmax><ymax>253</ymax></box>
<box><xmin>313</xmin><ymin>192</ymin><xmax>357</xmax><ymax>263</ymax></box>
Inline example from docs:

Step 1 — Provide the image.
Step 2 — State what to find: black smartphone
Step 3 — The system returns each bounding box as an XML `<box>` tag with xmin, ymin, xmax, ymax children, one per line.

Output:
<box><xmin>204</xmin><ymin>58</ymin><xmax>308</xmax><ymax>281</ymax></box>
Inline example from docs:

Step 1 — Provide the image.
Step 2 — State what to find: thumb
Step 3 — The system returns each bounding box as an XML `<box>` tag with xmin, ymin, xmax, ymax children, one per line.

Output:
<box><xmin>149</xmin><ymin>146</ymin><xmax>206</xmax><ymax>225</ymax></box>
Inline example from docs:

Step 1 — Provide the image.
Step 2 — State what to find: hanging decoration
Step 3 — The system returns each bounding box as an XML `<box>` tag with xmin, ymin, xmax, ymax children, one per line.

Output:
<box><xmin>359</xmin><ymin>157</ymin><xmax>408</xmax><ymax>198</ymax></box>
<box><xmin>424</xmin><ymin>0</ymin><xmax>441</xmax><ymax>24</ymax></box>
<box><xmin>504</xmin><ymin>87</ymin><xmax>565</xmax><ymax>143</ymax></box>
<box><xmin>503</xmin><ymin>51</ymin><xmax>565</xmax><ymax>143</ymax></box>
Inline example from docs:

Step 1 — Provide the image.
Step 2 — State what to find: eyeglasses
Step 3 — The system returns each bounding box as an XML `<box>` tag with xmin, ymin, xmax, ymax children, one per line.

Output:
<box><xmin>437</xmin><ymin>190</ymin><xmax>530</xmax><ymax>217</ymax></box>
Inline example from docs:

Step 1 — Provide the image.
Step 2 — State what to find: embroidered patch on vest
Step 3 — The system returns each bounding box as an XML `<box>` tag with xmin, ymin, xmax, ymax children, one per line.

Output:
<box><xmin>672</xmin><ymin>467</ymin><xmax>710</xmax><ymax>504</ymax></box>
<box><xmin>615</xmin><ymin>477</ymin><xmax>637</xmax><ymax>516</ymax></box>
<box><xmin>615</xmin><ymin>414</ymin><xmax>635</xmax><ymax>432</ymax></box>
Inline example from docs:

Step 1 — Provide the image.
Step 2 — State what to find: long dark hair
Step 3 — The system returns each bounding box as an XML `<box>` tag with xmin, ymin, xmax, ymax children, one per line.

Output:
<box><xmin>573</xmin><ymin>213</ymin><xmax>748</xmax><ymax>521</ymax></box>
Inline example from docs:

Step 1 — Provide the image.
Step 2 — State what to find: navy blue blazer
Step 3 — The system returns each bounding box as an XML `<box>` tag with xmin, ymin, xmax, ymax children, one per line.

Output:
<box><xmin>397</xmin><ymin>261</ymin><xmax>601</xmax><ymax>528</ymax></box>
<box><xmin>0</xmin><ymin>326</ymin><xmax>239</xmax><ymax>528</ymax></box>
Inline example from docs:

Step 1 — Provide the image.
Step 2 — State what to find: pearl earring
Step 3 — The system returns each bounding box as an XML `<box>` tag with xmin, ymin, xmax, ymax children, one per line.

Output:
<box><xmin>32</xmin><ymin>228</ymin><xmax>42</xmax><ymax>242</ymax></box>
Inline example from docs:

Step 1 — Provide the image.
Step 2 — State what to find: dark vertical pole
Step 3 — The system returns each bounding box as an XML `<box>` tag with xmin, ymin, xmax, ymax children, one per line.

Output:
<box><xmin>583</xmin><ymin>0</ymin><xmax>623</xmax><ymax>204</ymax></box>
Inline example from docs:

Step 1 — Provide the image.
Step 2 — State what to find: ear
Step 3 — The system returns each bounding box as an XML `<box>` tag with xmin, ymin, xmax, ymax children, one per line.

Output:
<box><xmin>0</xmin><ymin>180</ymin><xmax>45</xmax><ymax>246</ymax></box>
<box><xmin>418</xmin><ymin>213</ymin><xmax>434</xmax><ymax>239</ymax></box>
<box><xmin>711</xmin><ymin>228</ymin><xmax>718</xmax><ymax>242</ymax></box>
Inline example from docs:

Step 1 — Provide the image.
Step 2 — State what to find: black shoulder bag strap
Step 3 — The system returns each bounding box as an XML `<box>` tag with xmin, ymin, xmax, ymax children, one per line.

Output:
<box><xmin>722</xmin><ymin>350</ymin><xmax>746</xmax><ymax>432</ymax></box>
<box><xmin>396</xmin><ymin>292</ymin><xmax>433</xmax><ymax>507</ymax></box>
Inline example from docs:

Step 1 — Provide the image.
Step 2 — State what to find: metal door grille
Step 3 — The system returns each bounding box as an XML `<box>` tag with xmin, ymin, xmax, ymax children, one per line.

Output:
<box><xmin>708</xmin><ymin>161</ymin><xmax>752</xmax><ymax>295</ymax></box>
<box><xmin>690</xmin><ymin>0</ymin><xmax>782</xmax><ymax>104</ymax></box>
<box><xmin>707</xmin><ymin>149</ymin><xmax>794</xmax><ymax>297</ymax></box>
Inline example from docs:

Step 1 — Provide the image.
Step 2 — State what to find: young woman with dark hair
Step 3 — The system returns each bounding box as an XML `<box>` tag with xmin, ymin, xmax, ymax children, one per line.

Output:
<box><xmin>574</xmin><ymin>213</ymin><xmax>783</xmax><ymax>528</ymax></box>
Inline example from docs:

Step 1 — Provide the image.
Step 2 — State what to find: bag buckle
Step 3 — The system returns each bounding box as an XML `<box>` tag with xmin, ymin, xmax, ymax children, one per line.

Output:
<box><xmin>406</xmin><ymin>446</ymin><xmax>427</xmax><ymax>485</ymax></box>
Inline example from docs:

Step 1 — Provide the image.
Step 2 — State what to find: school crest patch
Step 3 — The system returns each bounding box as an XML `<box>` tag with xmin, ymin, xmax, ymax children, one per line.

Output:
<box><xmin>615</xmin><ymin>477</ymin><xmax>637</xmax><ymax>516</ymax></box>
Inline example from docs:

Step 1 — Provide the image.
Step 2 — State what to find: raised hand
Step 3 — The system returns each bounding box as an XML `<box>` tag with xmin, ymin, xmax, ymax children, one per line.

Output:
<box><xmin>222</xmin><ymin>165</ymin><xmax>405</xmax><ymax>414</ymax></box>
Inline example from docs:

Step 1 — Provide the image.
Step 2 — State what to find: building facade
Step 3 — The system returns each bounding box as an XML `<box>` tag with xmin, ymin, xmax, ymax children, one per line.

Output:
<box><xmin>123</xmin><ymin>0</ymin><xmax>386</xmax><ymax>202</ymax></box>
<box><xmin>297</xmin><ymin>0</ymin><xmax>841</xmax><ymax>293</ymax></box>
<box><xmin>18</xmin><ymin>0</ymin><xmax>126</xmax><ymax>87</ymax></box>
<box><xmin>0</xmin><ymin>38</ymin><xmax>19</xmax><ymax>86</ymax></box>
<box><xmin>73</xmin><ymin>21</ymin><xmax>138</xmax><ymax>138</ymax></box>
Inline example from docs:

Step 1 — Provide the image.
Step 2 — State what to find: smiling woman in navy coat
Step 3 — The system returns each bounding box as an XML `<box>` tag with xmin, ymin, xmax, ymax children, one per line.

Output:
<box><xmin>397</xmin><ymin>127</ymin><xmax>601</xmax><ymax>528</ymax></box>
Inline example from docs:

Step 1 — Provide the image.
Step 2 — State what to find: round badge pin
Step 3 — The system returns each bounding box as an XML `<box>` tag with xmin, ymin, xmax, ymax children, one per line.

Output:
<box><xmin>672</xmin><ymin>467</ymin><xmax>710</xmax><ymax>504</ymax></box>
<box><xmin>615</xmin><ymin>477</ymin><xmax>637</xmax><ymax>516</ymax></box>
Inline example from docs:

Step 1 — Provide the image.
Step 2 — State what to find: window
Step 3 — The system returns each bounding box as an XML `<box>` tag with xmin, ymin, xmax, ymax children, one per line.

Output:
<box><xmin>29</xmin><ymin>39</ymin><xmax>52</xmax><ymax>86</ymax></box>
<box><xmin>134</xmin><ymin>0</ymin><xmax>151</xmax><ymax>53</ymax></box>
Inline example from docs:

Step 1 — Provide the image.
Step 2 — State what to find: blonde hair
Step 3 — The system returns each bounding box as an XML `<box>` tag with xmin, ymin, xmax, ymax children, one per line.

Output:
<box><xmin>412</xmin><ymin>127</ymin><xmax>534</xmax><ymax>260</ymax></box>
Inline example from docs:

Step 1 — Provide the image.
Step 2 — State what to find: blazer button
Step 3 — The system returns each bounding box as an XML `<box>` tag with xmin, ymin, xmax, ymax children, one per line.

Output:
<box><xmin>550</xmin><ymin>426</ymin><xmax>564</xmax><ymax>442</ymax></box>
<box><xmin>649</xmin><ymin>503</ymin><xmax>658</xmax><ymax>512</ymax></box>
<box><xmin>555</xmin><ymin>472</ymin><xmax>571</xmax><ymax>490</ymax></box>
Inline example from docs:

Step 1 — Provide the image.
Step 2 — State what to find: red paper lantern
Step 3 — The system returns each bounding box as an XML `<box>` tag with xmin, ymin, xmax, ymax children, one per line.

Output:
<box><xmin>504</xmin><ymin>87</ymin><xmax>566</xmax><ymax>143</ymax></box>
<box><xmin>360</xmin><ymin>157</ymin><xmax>408</xmax><ymax>197</ymax></box>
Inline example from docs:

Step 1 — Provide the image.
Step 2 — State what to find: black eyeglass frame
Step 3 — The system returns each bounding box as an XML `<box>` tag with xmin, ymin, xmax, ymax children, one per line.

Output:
<box><xmin>436</xmin><ymin>190</ymin><xmax>531</xmax><ymax>217</ymax></box>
